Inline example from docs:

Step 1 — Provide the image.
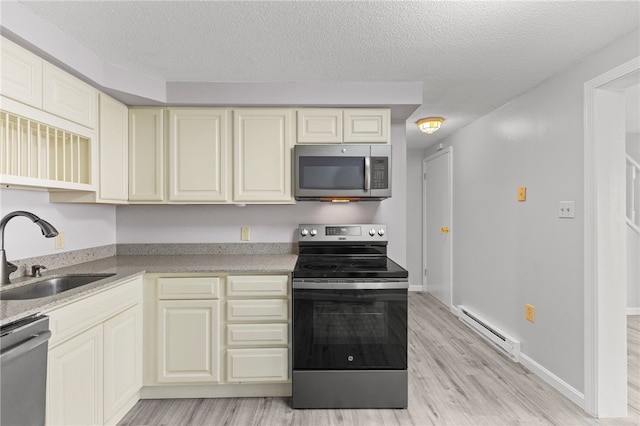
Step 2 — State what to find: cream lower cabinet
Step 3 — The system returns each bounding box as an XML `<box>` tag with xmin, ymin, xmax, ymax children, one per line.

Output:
<box><xmin>157</xmin><ymin>300</ymin><xmax>221</xmax><ymax>383</ymax></box>
<box><xmin>225</xmin><ymin>275</ymin><xmax>289</xmax><ymax>383</ymax></box>
<box><xmin>48</xmin><ymin>324</ymin><xmax>104</xmax><ymax>426</ymax></box>
<box><xmin>155</xmin><ymin>276</ymin><xmax>221</xmax><ymax>383</ymax></box>
<box><xmin>45</xmin><ymin>276</ymin><xmax>143</xmax><ymax>426</ymax></box>
<box><xmin>143</xmin><ymin>273</ymin><xmax>290</xmax><ymax>398</ymax></box>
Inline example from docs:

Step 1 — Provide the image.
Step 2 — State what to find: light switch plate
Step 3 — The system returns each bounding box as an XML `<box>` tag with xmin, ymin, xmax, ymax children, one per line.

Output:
<box><xmin>559</xmin><ymin>201</ymin><xmax>575</xmax><ymax>218</ymax></box>
<box><xmin>518</xmin><ymin>187</ymin><xmax>526</xmax><ymax>202</ymax></box>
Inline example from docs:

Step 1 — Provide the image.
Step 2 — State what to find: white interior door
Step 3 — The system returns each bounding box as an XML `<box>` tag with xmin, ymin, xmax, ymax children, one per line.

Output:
<box><xmin>423</xmin><ymin>148</ymin><xmax>453</xmax><ymax>307</ymax></box>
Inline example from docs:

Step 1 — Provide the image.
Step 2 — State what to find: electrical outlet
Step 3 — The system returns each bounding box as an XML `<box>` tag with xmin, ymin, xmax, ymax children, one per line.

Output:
<box><xmin>525</xmin><ymin>304</ymin><xmax>535</xmax><ymax>322</ymax></box>
<box><xmin>518</xmin><ymin>187</ymin><xmax>526</xmax><ymax>202</ymax></box>
<box><xmin>241</xmin><ymin>227</ymin><xmax>250</xmax><ymax>241</ymax></box>
<box><xmin>559</xmin><ymin>201</ymin><xmax>575</xmax><ymax>218</ymax></box>
<box><xmin>55</xmin><ymin>232</ymin><xmax>65</xmax><ymax>250</ymax></box>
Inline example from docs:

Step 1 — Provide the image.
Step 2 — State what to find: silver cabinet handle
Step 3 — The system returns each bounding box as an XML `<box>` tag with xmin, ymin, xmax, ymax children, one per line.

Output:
<box><xmin>364</xmin><ymin>157</ymin><xmax>371</xmax><ymax>191</ymax></box>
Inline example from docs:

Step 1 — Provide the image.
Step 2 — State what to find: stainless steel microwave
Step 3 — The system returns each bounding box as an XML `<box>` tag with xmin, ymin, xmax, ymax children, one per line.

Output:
<box><xmin>294</xmin><ymin>144</ymin><xmax>391</xmax><ymax>201</ymax></box>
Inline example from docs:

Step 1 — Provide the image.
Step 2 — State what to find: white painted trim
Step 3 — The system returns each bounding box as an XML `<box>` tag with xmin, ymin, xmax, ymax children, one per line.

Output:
<box><xmin>519</xmin><ymin>353</ymin><xmax>585</xmax><ymax>410</ymax></box>
<box><xmin>584</xmin><ymin>56</ymin><xmax>640</xmax><ymax>418</ymax></box>
<box><xmin>409</xmin><ymin>284</ymin><xmax>423</xmax><ymax>292</ymax></box>
<box><xmin>627</xmin><ymin>308</ymin><xmax>640</xmax><ymax>316</ymax></box>
<box><xmin>422</xmin><ymin>147</ymin><xmax>453</xmax><ymax>306</ymax></box>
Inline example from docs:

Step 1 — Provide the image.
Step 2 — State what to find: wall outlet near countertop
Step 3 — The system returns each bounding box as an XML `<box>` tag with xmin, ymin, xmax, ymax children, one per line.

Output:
<box><xmin>241</xmin><ymin>227</ymin><xmax>250</xmax><ymax>241</ymax></box>
<box><xmin>55</xmin><ymin>232</ymin><xmax>65</xmax><ymax>249</ymax></box>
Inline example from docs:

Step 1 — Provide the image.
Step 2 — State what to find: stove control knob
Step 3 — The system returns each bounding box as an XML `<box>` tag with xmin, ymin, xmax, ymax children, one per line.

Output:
<box><xmin>300</xmin><ymin>228</ymin><xmax>309</xmax><ymax>237</ymax></box>
<box><xmin>369</xmin><ymin>228</ymin><xmax>376</xmax><ymax>236</ymax></box>
<box><xmin>310</xmin><ymin>229</ymin><xmax>318</xmax><ymax>237</ymax></box>
<box><xmin>378</xmin><ymin>228</ymin><xmax>385</xmax><ymax>236</ymax></box>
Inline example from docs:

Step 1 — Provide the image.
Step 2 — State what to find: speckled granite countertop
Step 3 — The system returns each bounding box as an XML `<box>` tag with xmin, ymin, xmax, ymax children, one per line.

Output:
<box><xmin>0</xmin><ymin>254</ymin><xmax>297</xmax><ymax>326</ymax></box>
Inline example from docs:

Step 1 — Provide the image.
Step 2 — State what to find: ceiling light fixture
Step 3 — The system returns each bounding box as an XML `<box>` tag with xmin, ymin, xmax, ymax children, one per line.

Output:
<box><xmin>416</xmin><ymin>117</ymin><xmax>444</xmax><ymax>134</ymax></box>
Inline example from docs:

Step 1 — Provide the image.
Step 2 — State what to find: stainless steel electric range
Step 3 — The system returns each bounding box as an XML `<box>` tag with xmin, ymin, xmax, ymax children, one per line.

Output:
<box><xmin>291</xmin><ymin>224</ymin><xmax>409</xmax><ymax>409</ymax></box>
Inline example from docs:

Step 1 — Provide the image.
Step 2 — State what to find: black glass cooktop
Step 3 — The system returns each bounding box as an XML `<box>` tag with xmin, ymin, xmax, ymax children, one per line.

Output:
<box><xmin>293</xmin><ymin>255</ymin><xmax>408</xmax><ymax>279</ymax></box>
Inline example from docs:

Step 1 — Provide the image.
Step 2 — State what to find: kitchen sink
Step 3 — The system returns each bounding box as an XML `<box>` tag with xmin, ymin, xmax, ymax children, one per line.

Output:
<box><xmin>0</xmin><ymin>274</ymin><xmax>116</xmax><ymax>300</ymax></box>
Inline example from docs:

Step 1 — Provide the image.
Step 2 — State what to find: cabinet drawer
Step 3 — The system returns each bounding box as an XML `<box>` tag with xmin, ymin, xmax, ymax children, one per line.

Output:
<box><xmin>226</xmin><ymin>275</ymin><xmax>288</xmax><ymax>297</ymax></box>
<box><xmin>157</xmin><ymin>277</ymin><xmax>220</xmax><ymax>299</ymax></box>
<box><xmin>226</xmin><ymin>348</ymin><xmax>288</xmax><ymax>383</ymax></box>
<box><xmin>226</xmin><ymin>299</ymin><xmax>288</xmax><ymax>322</ymax></box>
<box><xmin>226</xmin><ymin>323</ymin><xmax>288</xmax><ymax>347</ymax></box>
<box><xmin>46</xmin><ymin>276</ymin><xmax>142</xmax><ymax>349</ymax></box>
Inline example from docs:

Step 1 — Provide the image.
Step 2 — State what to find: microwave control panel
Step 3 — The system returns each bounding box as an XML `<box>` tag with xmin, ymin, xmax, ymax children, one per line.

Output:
<box><xmin>371</xmin><ymin>157</ymin><xmax>389</xmax><ymax>189</ymax></box>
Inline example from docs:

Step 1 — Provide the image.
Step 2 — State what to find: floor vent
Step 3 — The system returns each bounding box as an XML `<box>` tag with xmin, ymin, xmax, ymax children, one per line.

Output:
<box><xmin>457</xmin><ymin>305</ymin><xmax>521</xmax><ymax>362</ymax></box>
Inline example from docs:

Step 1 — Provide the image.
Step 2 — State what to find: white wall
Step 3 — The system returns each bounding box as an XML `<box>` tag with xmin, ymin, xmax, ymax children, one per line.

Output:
<box><xmin>418</xmin><ymin>28</ymin><xmax>639</xmax><ymax>396</ymax></box>
<box><xmin>0</xmin><ymin>189</ymin><xmax>116</xmax><ymax>261</ymax></box>
<box><xmin>117</xmin><ymin>121</ymin><xmax>408</xmax><ymax>266</ymax></box>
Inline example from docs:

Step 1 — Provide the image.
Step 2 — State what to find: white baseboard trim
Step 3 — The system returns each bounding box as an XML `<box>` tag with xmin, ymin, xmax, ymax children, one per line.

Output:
<box><xmin>627</xmin><ymin>307</ymin><xmax>640</xmax><ymax>315</ymax></box>
<box><xmin>409</xmin><ymin>284</ymin><xmax>423</xmax><ymax>292</ymax></box>
<box><xmin>519</xmin><ymin>353</ymin><xmax>585</xmax><ymax>409</ymax></box>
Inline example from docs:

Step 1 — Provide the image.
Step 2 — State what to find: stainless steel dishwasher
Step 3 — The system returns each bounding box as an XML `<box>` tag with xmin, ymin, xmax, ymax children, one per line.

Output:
<box><xmin>1</xmin><ymin>314</ymin><xmax>51</xmax><ymax>426</ymax></box>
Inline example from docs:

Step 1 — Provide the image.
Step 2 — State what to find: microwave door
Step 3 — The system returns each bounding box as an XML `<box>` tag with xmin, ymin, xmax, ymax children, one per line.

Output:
<box><xmin>295</xmin><ymin>145</ymin><xmax>371</xmax><ymax>199</ymax></box>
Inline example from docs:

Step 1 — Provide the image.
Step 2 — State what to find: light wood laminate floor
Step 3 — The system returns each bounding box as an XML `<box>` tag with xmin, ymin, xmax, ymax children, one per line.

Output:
<box><xmin>119</xmin><ymin>293</ymin><xmax>639</xmax><ymax>426</ymax></box>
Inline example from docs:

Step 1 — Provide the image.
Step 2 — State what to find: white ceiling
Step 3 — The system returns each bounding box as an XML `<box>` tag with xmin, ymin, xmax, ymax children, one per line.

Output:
<box><xmin>18</xmin><ymin>0</ymin><xmax>640</xmax><ymax>149</ymax></box>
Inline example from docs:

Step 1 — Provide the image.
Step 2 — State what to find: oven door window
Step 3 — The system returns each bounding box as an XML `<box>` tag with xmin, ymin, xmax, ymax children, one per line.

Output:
<box><xmin>298</xmin><ymin>156</ymin><xmax>365</xmax><ymax>190</ymax></box>
<box><xmin>293</xmin><ymin>289</ymin><xmax>407</xmax><ymax>370</ymax></box>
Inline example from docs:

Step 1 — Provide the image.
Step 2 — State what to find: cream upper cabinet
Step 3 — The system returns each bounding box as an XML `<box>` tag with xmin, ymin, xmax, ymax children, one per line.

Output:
<box><xmin>43</xmin><ymin>62</ymin><xmax>98</xmax><ymax>129</ymax></box>
<box><xmin>296</xmin><ymin>108</ymin><xmax>390</xmax><ymax>144</ymax></box>
<box><xmin>296</xmin><ymin>108</ymin><xmax>343</xmax><ymax>144</ymax></box>
<box><xmin>168</xmin><ymin>108</ymin><xmax>230</xmax><ymax>202</ymax></box>
<box><xmin>0</xmin><ymin>37</ymin><xmax>43</xmax><ymax>108</ymax></box>
<box><xmin>343</xmin><ymin>108</ymin><xmax>390</xmax><ymax>143</ymax></box>
<box><xmin>129</xmin><ymin>108</ymin><xmax>164</xmax><ymax>202</ymax></box>
<box><xmin>98</xmin><ymin>94</ymin><xmax>128</xmax><ymax>202</ymax></box>
<box><xmin>233</xmin><ymin>108</ymin><xmax>294</xmax><ymax>203</ymax></box>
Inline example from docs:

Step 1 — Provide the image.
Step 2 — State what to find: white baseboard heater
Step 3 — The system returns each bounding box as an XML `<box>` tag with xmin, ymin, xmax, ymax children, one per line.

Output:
<box><xmin>457</xmin><ymin>305</ymin><xmax>521</xmax><ymax>362</ymax></box>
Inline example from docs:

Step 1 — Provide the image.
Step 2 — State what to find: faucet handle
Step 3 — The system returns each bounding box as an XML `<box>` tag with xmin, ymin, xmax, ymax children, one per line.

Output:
<box><xmin>31</xmin><ymin>264</ymin><xmax>46</xmax><ymax>277</ymax></box>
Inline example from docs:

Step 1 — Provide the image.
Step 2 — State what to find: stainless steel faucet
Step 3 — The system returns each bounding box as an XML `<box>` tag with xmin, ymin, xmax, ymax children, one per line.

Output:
<box><xmin>0</xmin><ymin>211</ymin><xmax>58</xmax><ymax>285</ymax></box>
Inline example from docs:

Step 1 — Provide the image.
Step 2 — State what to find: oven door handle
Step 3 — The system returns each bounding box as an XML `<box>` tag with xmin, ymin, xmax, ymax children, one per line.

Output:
<box><xmin>293</xmin><ymin>281</ymin><xmax>408</xmax><ymax>290</ymax></box>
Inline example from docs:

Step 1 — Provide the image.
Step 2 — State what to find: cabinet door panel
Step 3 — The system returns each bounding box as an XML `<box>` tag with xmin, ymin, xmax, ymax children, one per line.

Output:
<box><xmin>169</xmin><ymin>108</ymin><xmax>230</xmax><ymax>202</ymax></box>
<box><xmin>226</xmin><ymin>348</ymin><xmax>288</xmax><ymax>382</ymax></box>
<box><xmin>47</xmin><ymin>325</ymin><xmax>103</xmax><ymax>426</ymax></box>
<box><xmin>157</xmin><ymin>300</ymin><xmax>220</xmax><ymax>383</ymax></box>
<box><xmin>129</xmin><ymin>108</ymin><xmax>164</xmax><ymax>201</ymax></box>
<box><xmin>104</xmin><ymin>305</ymin><xmax>142</xmax><ymax>423</ymax></box>
<box><xmin>343</xmin><ymin>109</ymin><xmax>390</xmax><ymax>143</ymax></box>
<box><xmin>0</xmin><ymin>37</ymin><xmax>43</xmax><ymax>108</ymax></box>
<box><xmin>296</xmin><ymin>109</ymin><xmax>342</xmax><ymax>143</ymax></box>
<box><xmin>99</xmin><ymin>94</ymin><xmax>128</xmax><ymax>202</ymax></box>
<box><xmin>233</xmin><ymin>109</ymin><xmax>293</xmax><ymax>202</ymax></box>
<box><xmin>43</xmin><ymin>63</ymin><xmax>97</xmax><ymax>129</ymax></box>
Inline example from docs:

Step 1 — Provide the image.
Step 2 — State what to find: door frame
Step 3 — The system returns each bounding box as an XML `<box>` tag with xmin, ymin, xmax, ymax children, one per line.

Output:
<box><xmin>422</xmin><ymin>146</ymin><xmax>453</xmax><ymax>308</ymax></box>
<box><xmin>584</xmin><ymin>56</ymin><xmax>639</xmax><ymax>417</ymax></box>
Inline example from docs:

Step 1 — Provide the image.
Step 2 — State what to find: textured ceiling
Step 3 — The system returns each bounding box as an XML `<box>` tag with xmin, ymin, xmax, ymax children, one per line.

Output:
<box><xmin>19</xmin><ymin>0</ymin><xmax>640</xmax><ymax>149</ymax></box>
